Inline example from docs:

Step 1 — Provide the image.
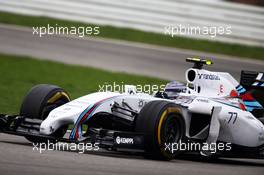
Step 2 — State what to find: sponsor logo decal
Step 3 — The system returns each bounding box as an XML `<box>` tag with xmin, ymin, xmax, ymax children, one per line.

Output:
<box><xmin>196</xmin><ymin>98</ymin><xmax>209</xmax><ymax>103</ymax></box>
<box><xmin>198</xmin><ymin>73</ymin><xmax>220</xmax><ymax>80</ymax></box>
<box><xmin>116</xmin><ymin>136</ymin><xmax>134</xmax><ymax>144</ymax></box>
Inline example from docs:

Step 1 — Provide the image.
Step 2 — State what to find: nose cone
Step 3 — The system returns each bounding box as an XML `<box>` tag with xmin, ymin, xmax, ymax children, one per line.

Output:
<box><xmin>40</xmin><ymin>126</ymin><xmax>53</xmax><ymax>135</ymax></box>
<box><xmin>40</xmin><ymin>120</ymin><xmax>54</xmax><ymax>135</ymax></box>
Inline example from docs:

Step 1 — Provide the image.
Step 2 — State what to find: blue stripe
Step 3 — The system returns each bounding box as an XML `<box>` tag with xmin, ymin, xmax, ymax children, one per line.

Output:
<box><xmin>70</xmin><ymin>96</ymin><xmax>119</xmax><ymax>140</ymax></box>
<box><xmin>78</xmin><ymin>125</ymin><xmax>82</xmax><ymax>138</ymax></box>
<box><xmin>237</xmin><ymin>88</ymin><xmax>246</xmax><ymax>94</ymax></box>
<box><xmin>213</xmin><ymin>100</ymin><xmax>240</xmax><ymax>110</ymax></box>
<box><xmin>244</xmin><ymin>101</ymin><xmax>263</xmax><ymax>112</ymax></box>
<box><xmin>246</xmin><ymin>106</ymin><xmax>255</xmax><ymax>112</ymax></box>
<box><xmin>244</xmin><ymin>101</ymin><xmax>262</xmax><ymax>107</ymax></box>
<box><xmin>256</xmin><ymin>82</ymin><xmax>264</xmax><ymax>87</ymax></box>
<box><xmin>261</xmin><ymin>83</ymin><xmax>264</xmax><ymax>87</ymax></box>
<box><xmin>75</xmin><ymin>105</ymin><xmax>93</xmax><ymax>126</ymax></box>
<box><xmin>236</xmin><ymin>86</ymin><xmax>243</xmax><ymax>91</ymax></box>
<box><xmin>70</xmin><ymin>105</ymin><xmax>94</xmax><ymax>140</ymax></box>
<box><xmin>70</xmin><ymin>104</ymin><xmax>93</xmax><ymax>139</ymax></box>
<box><xmin>245</xmin><ymin>106</ymin><xmax>262</xmax><ymax>111</ymax></box>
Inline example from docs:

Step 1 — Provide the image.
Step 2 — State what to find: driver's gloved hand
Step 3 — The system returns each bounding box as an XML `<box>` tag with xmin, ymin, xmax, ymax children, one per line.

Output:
<box><xmin>154</xmin><ymin>91</ymin><xmax>169</xmax><ymax>99</ymax></box>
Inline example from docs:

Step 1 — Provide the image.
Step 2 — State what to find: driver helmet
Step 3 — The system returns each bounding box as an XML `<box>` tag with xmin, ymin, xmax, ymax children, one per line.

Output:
<box><xmin>164</xmin><ymin>81</ymin><xmax>186</xmax><ymax>99</ymax></box>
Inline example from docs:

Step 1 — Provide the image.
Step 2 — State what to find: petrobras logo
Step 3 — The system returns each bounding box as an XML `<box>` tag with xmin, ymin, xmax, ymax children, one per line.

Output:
<box><xmin>116</xmin><ymin>136</ymin><xmax>134</xmax><ymax>144</ymax></box>
<box><xmin>198</xmin><ymin>73</ymin><xmax>220</xmax><ymax>80</ymax></box>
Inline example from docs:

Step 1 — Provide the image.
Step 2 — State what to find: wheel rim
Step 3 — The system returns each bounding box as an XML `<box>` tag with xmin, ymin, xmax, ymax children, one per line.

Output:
<box><xmin>163</xmin><ymin>115</ymin><xmax>182</xmax><ymax>144</ymax></box>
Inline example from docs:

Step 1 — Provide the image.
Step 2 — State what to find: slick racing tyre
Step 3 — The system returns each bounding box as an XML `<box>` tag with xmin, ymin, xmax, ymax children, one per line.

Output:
<box><xmin>135</xmin><ymin>101</ymin><xmax>185</xmax><ymax>160</ymax></box>
<box><xmin>20</xmin><ymin>84</ymin><xmax>70</xmax><ymax>143</ymax></box>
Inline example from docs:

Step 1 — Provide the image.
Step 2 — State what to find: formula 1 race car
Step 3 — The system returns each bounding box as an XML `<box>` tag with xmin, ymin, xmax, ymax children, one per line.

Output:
<box><xmin>0</xmin><ymin>58</ymin><xmax>263</xmax><ymax>160</ymax></box>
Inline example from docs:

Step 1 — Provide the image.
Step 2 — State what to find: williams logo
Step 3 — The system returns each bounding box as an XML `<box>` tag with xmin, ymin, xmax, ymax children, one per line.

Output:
<box><xmin>116</xmin><ymin>136</ymin><xmax>134</xmax><ymax>144</ymax></box>
<box><xmin>198</xmin><ymin>73</ymin><xmax>220</xmax><ymax>80</ymax></box>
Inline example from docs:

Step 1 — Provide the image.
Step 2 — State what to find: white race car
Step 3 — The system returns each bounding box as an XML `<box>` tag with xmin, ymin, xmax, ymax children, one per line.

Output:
<box><xmin>1</xmin><ymin>58</ymin><xmax>263</xmax><ymax>160</ymax></box>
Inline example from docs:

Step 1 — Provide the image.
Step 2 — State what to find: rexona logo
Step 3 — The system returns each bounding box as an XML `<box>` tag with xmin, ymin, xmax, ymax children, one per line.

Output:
<box><xmin>198</xmin><ymin>73</ymin><xmax>220</xmax><ymax>80</ymax></box>
<box><xmin>116</xmin><ymin>136</ymin><xmax>134</xmax><ymax>144</ymax></box>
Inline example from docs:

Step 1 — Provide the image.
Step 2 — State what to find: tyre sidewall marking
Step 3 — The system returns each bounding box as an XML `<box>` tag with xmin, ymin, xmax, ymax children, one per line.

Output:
<box><xmin>157</xmin><ymin>110</ymin><xmax>167</xmax><ymax>145</ymax></box>
<box><xmin>47</xmin><ymin>91</ymin><xmax>70</xmax><ymax>104</ymax></box>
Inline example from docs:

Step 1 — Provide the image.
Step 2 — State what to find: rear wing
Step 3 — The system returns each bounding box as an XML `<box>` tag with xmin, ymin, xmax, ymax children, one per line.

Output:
<box><xmin>240</xmin><ymin>70</ymin><xmax>264</xmax><ymax>89</ymax></box>
<box><xmin>240</xmin><ymin>70</ymin><xmax>264</xmax><ymax>114</ymax></box>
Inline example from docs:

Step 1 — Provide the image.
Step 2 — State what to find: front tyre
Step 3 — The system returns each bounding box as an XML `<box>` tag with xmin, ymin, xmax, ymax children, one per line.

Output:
<box><xmin>135</xmin><ymin>101</ymin><xmax>185</xmax><ymax>160</ymax></box>
<box><xmin>20</xmin><ymin>84</ymin><xmax>70</xmax><ymax>143</ymax></box>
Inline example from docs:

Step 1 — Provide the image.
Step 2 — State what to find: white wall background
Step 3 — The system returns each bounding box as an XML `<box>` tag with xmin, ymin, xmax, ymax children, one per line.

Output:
<box><xmin>0</xmin><ymin>0</ymin><xmax>263</xmax><ymax>47</ymax></box>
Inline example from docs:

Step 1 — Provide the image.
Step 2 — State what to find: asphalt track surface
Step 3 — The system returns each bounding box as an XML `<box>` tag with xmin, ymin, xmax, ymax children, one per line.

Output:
<box><xmin>0</xmin><ymin>24</ymin><xmax>264</xmax><ymax>175</ymax></box>
<box><xmin>0</xmin><ymin>134</ymin><xmax>263</xmax><ymax>175</ymax></box>
<box><xmin>0</xmin><ymin>24</ymin><xmax>263</xmax><ymax>81</ymax></box>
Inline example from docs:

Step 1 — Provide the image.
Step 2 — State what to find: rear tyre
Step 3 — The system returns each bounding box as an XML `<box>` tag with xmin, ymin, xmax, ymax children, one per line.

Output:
<box><xmin>135</xmin><ymin>101</ymin><xmax>185</xmax><ymax>160</ymax></box>
<box><xmin>20</xmin><ymin>84</ymin><xmax>70</xmax><ymax>143</ymax></box>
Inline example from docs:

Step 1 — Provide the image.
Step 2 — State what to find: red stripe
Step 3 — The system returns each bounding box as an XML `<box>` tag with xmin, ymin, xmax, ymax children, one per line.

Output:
<box><xmin>241</xmin><ymin>93</ymin><xmax>254</xmax><ymax>101</ymax></box>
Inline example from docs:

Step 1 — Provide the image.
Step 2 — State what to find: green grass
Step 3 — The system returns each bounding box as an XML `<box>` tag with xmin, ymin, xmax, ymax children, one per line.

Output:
<box><xmin>0</xmin><ymin>53</ymin><xmax>167</xmax><ymax>114</ymax></box>
<box><xmin>0</xmin><ymin>11</ymin><xmax>264</xmax><ymax>60</ymax></box>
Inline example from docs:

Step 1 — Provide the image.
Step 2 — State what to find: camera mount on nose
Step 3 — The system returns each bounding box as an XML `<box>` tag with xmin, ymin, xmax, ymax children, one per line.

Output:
<box><xmin>186</xmin><ymin>58</ymin><xmax>213</xmax><ymax>69</ymax></box>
